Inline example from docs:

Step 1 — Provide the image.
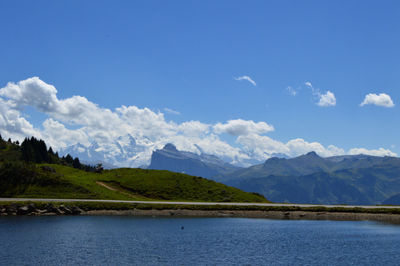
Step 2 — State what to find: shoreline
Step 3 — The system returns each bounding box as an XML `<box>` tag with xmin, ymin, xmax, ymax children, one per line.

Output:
<box><xmin>84</xmin><ymin>209</ymin><xmax>400</xmax><ymax>224</ymax></box>
<box><xmin>2</xmin><ymin>200</ymin><xmax>400</xmax><ymax>224</ymax></box>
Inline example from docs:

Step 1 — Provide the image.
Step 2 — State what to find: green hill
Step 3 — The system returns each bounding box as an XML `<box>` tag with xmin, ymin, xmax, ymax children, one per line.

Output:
<box><xmin>0</xmin><ymin>136</ymin><xmax>267</xmax><ymax>203</ymax></box>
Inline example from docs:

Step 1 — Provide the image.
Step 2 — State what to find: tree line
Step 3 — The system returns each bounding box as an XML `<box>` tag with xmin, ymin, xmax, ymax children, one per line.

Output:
<box><xmin>0</xmin><ymin>134</ymin><xmax>102</xmax><ymax>173</ymax></box>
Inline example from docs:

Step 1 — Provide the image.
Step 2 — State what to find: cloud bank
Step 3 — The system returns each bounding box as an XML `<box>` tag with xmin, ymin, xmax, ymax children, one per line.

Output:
<box><xmin>0</xmin><ymin>77</ymin><xmax>395</xmax><ymax>167</ymax></box>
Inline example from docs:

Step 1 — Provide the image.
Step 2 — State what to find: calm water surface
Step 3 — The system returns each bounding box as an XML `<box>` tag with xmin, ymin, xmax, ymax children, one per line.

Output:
<box><xmin>1</xmin><ymin>216</ymin><xmax>400</xmax><ymax>265</ymax></box>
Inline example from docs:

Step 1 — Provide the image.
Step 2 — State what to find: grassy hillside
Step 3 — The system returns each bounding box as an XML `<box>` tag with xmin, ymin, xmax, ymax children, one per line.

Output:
<box><xmin>1</xmin><ymin>163</ymin><xmax>267</xmax><ymax>202</ymax></box>
<box><xmin>0</xmin><ymin>136</ymin><xmax>267</xmax><ymax>202</ymax></box>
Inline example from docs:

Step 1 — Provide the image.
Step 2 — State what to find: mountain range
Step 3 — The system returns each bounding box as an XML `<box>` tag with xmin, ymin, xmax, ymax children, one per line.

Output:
<box><xmin>220</xmin><ymin>152</ymin><xmax>400</xmax><ymax>205</ymax></box>
<box><xmin>146</xmin><ymin>147</ymin><xmax>400</xmax><ymax>205</ymax></box>
<box><xmin>61</xmin><ymin>139</ymin><xmax>400</xmax><ymax>205</ymax></box>
<box><xmin>59</xmin><ymin>134</ymin><xmax>268</xmax><ymax>169</ymax></box>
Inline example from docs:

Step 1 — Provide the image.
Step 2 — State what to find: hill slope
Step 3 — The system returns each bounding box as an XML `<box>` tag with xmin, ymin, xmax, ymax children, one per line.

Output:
<box><xmin>0</xmin><ymin>137</ymin><xmax>267</xmax><ymax>203</ymax></box>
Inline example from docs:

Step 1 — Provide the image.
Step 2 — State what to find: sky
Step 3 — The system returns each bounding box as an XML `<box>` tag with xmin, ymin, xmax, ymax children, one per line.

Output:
<box><xmin>0</xmin><ymin>0</ymin><xmax>399</xmax><ymax>166</ymax></box>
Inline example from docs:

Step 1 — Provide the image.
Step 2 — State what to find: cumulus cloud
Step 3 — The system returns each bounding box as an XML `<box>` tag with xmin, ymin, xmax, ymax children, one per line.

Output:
<box><xmin>178</xmin><ymin>121</ymin><xmax>210</xmax><ymax>137</ymax></box>
<box><xmin>305</xmin><ymin>81</ymin><xmax>336</xmax><ymax>107</ymax></box>
<box><xmin>360</xmin><ymin>93</ymin><xmax>394</xmax><ymax>108</ymax></box>
<box><xmin>234</xmin><ymin>76</ymin><xmax>256</xmax><ymax>86</ymax></box>
<box><xmin>0</xmin><ymin>77</ymin><xmax>396</xmax><ymax>167</ymax></box>
<box><xmin>214</xmin><ymin>119</ymin><xmax>274</xmax><ymax>136</ymax></box>
<box><xmin>317</xmin><ymin>91</ymin><xmax>336</xmax><ymax>107</ymax></box>
<box><xmin>0</xmin><ymin>97</ymin><xmax>40</xmax><ymax>140</ymax></box>
<box><xmin>0</xmin><ymin>77</ymin><xmax>59</xmax><ymax>112</ymax></box>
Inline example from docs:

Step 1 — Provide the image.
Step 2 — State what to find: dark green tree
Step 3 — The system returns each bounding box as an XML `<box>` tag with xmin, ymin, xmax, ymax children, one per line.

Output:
<box><xmin>21</xmin><ymin>138</ymin><xmax>35</xmax><ymax>162</ymax></box>
<box><xmin>72</xmin><ymin>157</ymin><xmax>81</xmax><ymax>169</ymax></box>
<box><xmin>65</xmin><ymin>154</ymin><xmax>73</xmax><ymax>165</ymax></box>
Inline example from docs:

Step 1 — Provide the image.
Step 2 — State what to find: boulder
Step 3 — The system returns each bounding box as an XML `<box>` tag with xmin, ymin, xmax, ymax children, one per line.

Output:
<box><xmin>44</xmin><ymin>203</ymin><xmax>63</xmax><ymax>214</ymax></box>
<box><xmin>70</xmin><ymin>206</ymin><xmax>83</xmax><ymax>215</ymax></box>
<box><xmin>17</xmin><ymin>206</ymin><xmax>30</xmax><ymax>215</ymax></box>
<box><xmin>6</xmin><ymin>204</ymin><xmax>18</xmax><ymax>215</ymax></box>
<box><xmin>44</xmin><ymin>203</ymin><xmax>57</xmax><ymax>212</ymax></box>
<box><xmin>59</xmin><ymin>205</ymin><xmax>72</xmax><ymax>215</ymax></box>
<box><xmin>27</xmin><ymin>203</ymin><xmax>36</xmax><ymax>212</ymax></box>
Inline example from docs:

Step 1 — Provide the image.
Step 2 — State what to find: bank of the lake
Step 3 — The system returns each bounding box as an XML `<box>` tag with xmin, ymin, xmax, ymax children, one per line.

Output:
<box><xmin>84</xmin><ymin>209</ymin><xmax>400</xmax><ymax>224</ymax></box>
<box><xmin>3</xmin><ymin>200</ymin><xmax>400</xmax><ymax>224</ymax></box>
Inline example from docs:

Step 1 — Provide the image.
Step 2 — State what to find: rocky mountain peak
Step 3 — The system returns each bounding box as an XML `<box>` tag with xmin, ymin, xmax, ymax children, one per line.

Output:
<box><xmin>163</xmin><ymin>143</ymin><xmax>178</xmax><ymax>151</ymax></box>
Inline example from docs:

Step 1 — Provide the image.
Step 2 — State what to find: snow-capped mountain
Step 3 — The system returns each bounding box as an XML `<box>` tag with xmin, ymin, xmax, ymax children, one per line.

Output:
<box><xmin>60</xmin><ymin>134</ymin><xmax>154</xmax><ymax>168</ymax></box>
<box><xmin>59</xmin><ymin>134</ymin><xmax>277</xmax><ymax>168</ymax></box>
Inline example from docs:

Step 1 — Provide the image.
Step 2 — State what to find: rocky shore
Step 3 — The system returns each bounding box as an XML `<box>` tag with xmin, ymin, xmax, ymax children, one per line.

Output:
<box><xmin>84</xmin><ymin>209</ymin><xmax>400</xmax><ymax>224</ymax></box>
<box><xmin>2</xmin><ymin>203</ymin><xmax>400</xmax><ymax>224</ymax></box>
<box><xmin>0</xmin><ymin>203</ymin><xmax>83</xmax><ymax>216</ymax></box>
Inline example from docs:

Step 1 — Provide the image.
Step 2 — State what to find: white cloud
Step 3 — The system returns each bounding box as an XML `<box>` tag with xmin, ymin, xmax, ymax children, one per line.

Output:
<box><xmin>0</xmin><ymin>97</ymin><xmax>40</xmax><ymax>140</ymax></box>
<box><xmin>285</xmin><ymin>138</ymin><xmax>344</xmax><ymax>157</ymax></box>
<box><xmin>41</xmin><ymin>118</ymin><xmax>89</xmax><ymax>149</ymax></box>
<box><xmin>305</xmin><ymin>81</ymin><xmax>336</xmax><ymax>107</ymax></box>
<box><xmin>360</xmin><ymin>93</ymin><xmax>394</xmax><ymax>108</ymax></box>
<box><xmin>234</xmin><ymin>75</ymin><xmax>257</xmax><ymax>86</ymax></box>
<box><xmin>236</xmin><ymin>135</ymin><xmax>345</xmax><ymax>160</ymax></box>
<box><xmin>317</xmin><ymin>91</ymin><xmax>336</xmax><ymax>107</ymax></box>
<box><xmin>163</xmin><ymin>108</ymin><xmax>181</xmax><ymax>115</ymax></box>
<box><xmin>0</xmin><ymin>77</ymin><xmax>58</xmax><ymax>112</ymax></box>
<box><xmin>178</xmin><ymin>121</ymin><xmax>210</xmax><ymax>137</ymax></box>
<box><xmin>348</xmin><ymin>147</ymin><xmax>397</xmax><ymax>157</ymax></box>
<box><xmin>0</xmin><ymin>77</ymin><xmax>396</xmax><ymax>167</ymax></box>
<box><xmin>214</xmin><ymin>119</ymin><xmax>274</xmax><ymax>136</ymax></box>
<box><xmin>286</xmin><ymin>86</ymin><xmax>298</xmax><ymax>96</ymax></box>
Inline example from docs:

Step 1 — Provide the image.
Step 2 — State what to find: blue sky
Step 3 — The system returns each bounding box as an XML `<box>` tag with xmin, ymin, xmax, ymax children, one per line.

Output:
<box><xmin>0</xmin><ymin>0</ymin><xmax>399</xmax><ymax>165</ymax></box>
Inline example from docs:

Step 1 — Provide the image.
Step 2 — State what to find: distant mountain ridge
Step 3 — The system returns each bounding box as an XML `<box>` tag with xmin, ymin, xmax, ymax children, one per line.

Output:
<box><xmin>148</xmin><ymin>143</ymin><xmax>240</xmax><ymax>178</ymax></box>
<box><xmin>219</xmin><ymin>152</ymin><xmax>400</xmax><ymax>205</ymax></box>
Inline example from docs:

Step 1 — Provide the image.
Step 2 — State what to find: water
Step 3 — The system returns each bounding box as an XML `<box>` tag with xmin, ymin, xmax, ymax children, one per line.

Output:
<box><xmin>1</xmin><ymin>216</ymin><xmax>400</xmax><ymax>265</ymax></box>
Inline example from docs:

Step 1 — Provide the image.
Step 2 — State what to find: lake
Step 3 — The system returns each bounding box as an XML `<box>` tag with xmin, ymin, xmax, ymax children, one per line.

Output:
<box><xmin>1</xmin><ymin>216</ymin><xmax>400</xmax><ymax>265</ymax></box>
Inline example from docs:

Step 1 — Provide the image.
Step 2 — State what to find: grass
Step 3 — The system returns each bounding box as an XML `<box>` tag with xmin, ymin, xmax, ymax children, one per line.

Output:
<box><xmin>5</xmin><ymin>164</ymin><xmax>268</xmax><ymax>203</ymax></box>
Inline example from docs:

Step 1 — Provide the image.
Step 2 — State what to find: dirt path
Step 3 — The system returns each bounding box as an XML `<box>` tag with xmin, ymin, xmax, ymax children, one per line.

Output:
<box><xmin>96</xmin><ymin>181</ymin><xmax>138</xmax><ymax>198</ymax></box>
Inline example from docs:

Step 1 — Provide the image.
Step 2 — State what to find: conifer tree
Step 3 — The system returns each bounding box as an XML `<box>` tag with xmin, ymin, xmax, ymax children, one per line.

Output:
<box><xmin>72</xmin><ymin>157</ymin><xmax>81</xmax><ymax>169</ymax></box>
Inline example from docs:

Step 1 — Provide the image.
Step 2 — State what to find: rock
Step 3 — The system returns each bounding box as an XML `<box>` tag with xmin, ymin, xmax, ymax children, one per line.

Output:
<box><xmin>59</xmin><ymin>205</ymin><xmax>72</xmax><ymax>215</ymax></box>
<box><xmin>6</xmin><ymin>204</ymin><xmax>18</xmax><ymax>214</ymax></box>
<box><xmin>44</xmin><ymin>203</ymin><xmax>63</xmax><ymax>215</ymax></box>
<box><xmin>45</xmin><ymin>203</ymin><xmax>57</xmax><ymax>212</ymax></box>
<box><xmin>27</xmin><ymin>203</ymin><xmax>36</xmax><ymax>212</ymax></box>
<box><xmin>54</xmin><ymin>208</ymin><xmax>64</xmax><ymax>215</ymax></box>
<box><xmin>70</xmin><ymin>206</ymin><xmax>83</xmax><ymax>215</ymax></box>
<box><xmin>36</xmin><ymin>209</ymin><xmax>48</xmax><ymax>215</ymax></box>
<box><xmin>17</xmin><ymin>206</ymin><xmax>30</xmax><ymax>215</ymax></box>
<box><xmin>42</xmin><ymin>212</ymin><xmax>57</xmax><ymax>216</ymax></box>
